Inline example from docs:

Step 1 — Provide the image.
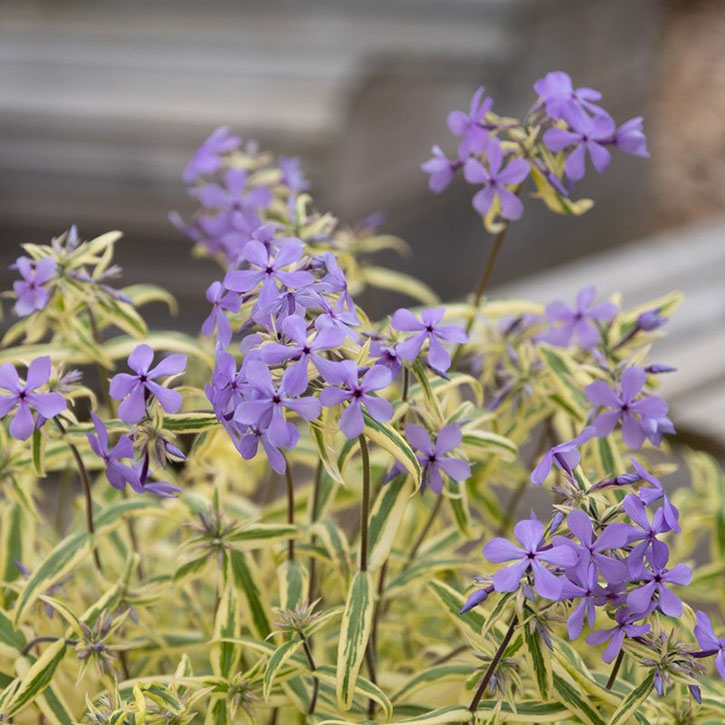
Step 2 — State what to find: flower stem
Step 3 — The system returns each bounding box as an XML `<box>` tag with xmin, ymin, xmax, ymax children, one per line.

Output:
<box><xmin>606</xmin><ymin>649</ymin><xmax>625</xmax><ymax>690</ymax></box>
<box><xmin>468</xmin><ymin>614</ymin><xmax>518</xmax><ymax>713</ymax></box>
<box><xmin>358</xmin><ymin>435</ymin><xmax>371</xmax><ymax>572</ymax></box>
<box><xmin>452</xmin><ymin>224</ymin><xmax>510</xmax><ymax>368</ymax></box>
<box><xmin>299</xmin><ymin>631</ymin><xmax>320</xmax><ymax>715</ymax></box>
<box><xmin>307</xmin><ymin>460</ymin><xmax>323</xmax><ymax>603</ymax></box>
<box><xmin>284</xmin><ymin>463</ymin><xmax>295</xmax><ymax>562</ymax></box>
<box><xmin>21</xmin><ymin>636</ymin><xmax>77</xmax><ymax>655</ymax></box>
<box><xmin>406</xmin><ymin>494</ymin><xmax>443</xmax><ymax>564</ymax></box>
<box><xmin>54</xmin><ymin>418</ymin><xmax>103</xmax><ymax>574</ymax></box>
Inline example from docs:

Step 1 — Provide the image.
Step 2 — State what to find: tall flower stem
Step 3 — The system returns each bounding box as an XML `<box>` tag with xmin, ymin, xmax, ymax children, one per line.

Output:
<box><xmin>452</xmin><ymin>223</ymin><xmax>511</xmax><ymax>368</ymax></box>
<box><xmin>358</xmin><ymin>435</ymin><xmax>371</xmax><ymax>572</ymax></box>
<box><xmin>284</xmin><ymin>464</ymin><xmax>295</xmax><ymax>562</ymax></box>
<box><xmin>606</xmin><ymin>650</ymin><xmax>625</xmax><ymax>690</ymax></box>
<box><xmin>307</xmin><ymin>461</ymin><xmax>323</xmax><ymax>603</ymax></box>
<box><xmin>54</xmin><ymin>418</ymin><xmax>103</xmax><ymax>574</ymax></box>
<box><xmin>299</xmin><ymin>631</ymin><xmax>320</xmax><ymax>715</ymax></box>
<box><xmin>406</xmin><ymin>494</ymin><xmax>443</xmax><ymax>563</ymax></box>
<box><xmin>468</xmin><ymin>614</ymin><xmax>518</xmax><ymax>713</ymax></box>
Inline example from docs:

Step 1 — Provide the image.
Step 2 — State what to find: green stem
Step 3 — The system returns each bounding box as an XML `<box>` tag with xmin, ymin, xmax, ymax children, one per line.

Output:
<box><xmin>406</xmin><ymin>494</ymin><xmax>443</xmax><ymax>564</ymax></box>
<box><xmin>299</xmin><ymin>631</ymin><xmax>320</xmax><ymax>715</ymax></box>
<box><xmin>468</xmin><ymin>614</ymin><xmax>518</xmax><ymax>713</ymax></box>
<box><xmin>307</xmin><ymin>461</ymin><xmax>323</xmax><ymax>603</ymax></box>
<box><xmin>606</xmin><ymin>649</ymin><xmax>624</xmax><ymax>690</ymax></box>
<box><xmin>358</xmin><ymin>435</ymin><xmax>370</xmax><ymax>572</ymax></box>
<box><xmin>54</xmin><ymin>418</ymin><xmax>103</xmax><ymax>573</ymax></box>
<box><xmin>284</xmin><ymin>463</ymin><xmax>295</xmax><ymax>562</ymax></box>
<box><xmin>452</xmin><ymin>224</ymin><xmax>511</xmax><ymax>368</ymax></box>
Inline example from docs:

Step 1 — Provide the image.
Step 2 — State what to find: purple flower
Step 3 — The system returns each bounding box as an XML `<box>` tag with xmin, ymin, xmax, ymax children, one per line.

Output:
<box><xmin>421</xmin><ymin>145</ymin><xmax>459</xmax><ymax>193</ymax></box>
<box><xmin>533</xmin><ymin>71</ymin><xmax>605</xmax><ymax>121</ymax></box>
<box><xmin>543</xmin><ymin>112</ymin><xmax>616</xmax><ymax>181</ymax></box>
<box><xmin>615</xmin><ymin>117</ymin><xmax>648</xmax><ymax>158</ymax></box>
<box><xmin>629</xmin><ymin>458</ymin><xmax>680</xmax><ymax>532</ymax></box>
<box><xmin>238</xmin><ymin>423</ymin><xmax>288</xmax><ymax>474</ymax></box>
<box><xmin>554</xmin><ymin>510</ymin><xmax>629</xmax><ymax>583</ymax></box>
<box><xmin>224</xmin><ymin>238</ymin><xmax>314</xmax><ymax>311</ymax></box>
<box><xmin>544</xmin><ymin>286</ymin><xmax>617</xmax><ymax>348</ymax></box>
<box><xmin>585</xmin><ymin>367</ymin><xmax>670</xmax><ymax>449</ymax></box>
<box><xmin>202</xmin><ymin>281</ymin><xmax>240</xmax><ymax>347</ymax></box>
<box><xmin>110</xmin><ymin>345</ymin><xmax>187</xmax><ymax>425</ymax></box>
<box><xmin>530</xmin><ymin>427</ymin><xmax>596</xmax><ymax>485</ymax></box>
<box><xmin>206</xmin><ymin>351</ymin><xmax>245</xmax><ymax>421</ymax></box>
<box><xmin>447</xmin><ymin>86</ymin><xmax>493</xmax><ymax>158</ymax></box>
<box><xmin>405</xmin><ymin>424</ymin><xmax>471</xmax><ymax>494</ymax></box>
<box><xmin>183</xmin><ymin>126</ymin><xmax>240</xmax><ymax>183</ymax></box>
<box><xmin>278</xmin><ymin>156</ymin><xmax>310</xmax><ymax>192</ymax></box>
<box><xmin>559</xmin><ymin>565</ymin><xmax>598</xmax><ymax>640</ymax></box>
<box><xmin>369</xmin><ymin>340</ymin><xmax>402</xmax><ymax>376</ymax></box>
<box><xmin>463</xmin><ymin>139</ymin><xmax>530</xmax><ymax>220</ymax></box>
<box><xmin>319</xmin><ymin>362</ymin><xmax>393</xmax><ymax>439</ymax></box>
<box><xmin>622</xmin><ymin>494</ymin><xmax>672</xmax><ymax>577</ymax></box>
<box><xmin>0</xmin><ymin>357</ymin><xmax>66</xmax><ymax>440</ymax></box>
<box><xmin>626</xmin><ymin>547</ymin><xmax>692</xmax><ymax>618</ymax></box>
<box><xmin>11</xmin><ymin>256</ymin><xmax>56</xmax><ymax>317</ymax></box>
<box><xmin>319</xmin><ymin>252</ymin><xmax>355</xmax><ymax>311</ymax></box>
<box><xmin>87</xmin><ymin>412</ymin><xmax>140</xmax><ymax>491</ymax></box>
<box><xmin>131</xmin><ymin>455</ymin><xmax>182</xmax><ymax>498</ymax></box>
<box><xmin>391</xmin><ymin>308</ymin><xmax>467</xmax><ymax>374</ymax></box>
<box><xmin>260</xmin><ymin>314</ymin><xmax>345</xmax><ymax>391</ymax></box>
<box><xmin>694</xmin><ymin>611</ymin><xmax>725</xmax><ymax>680</ymax></box>
<box><xmin>234</xmin><ymin>361</ymin><xmax>321</xmax><ymax>448</ymax></box>
<box><xmin>483</xmin><ymin>517</ymin><xmax>578</xmax><ymax>599</ymax></box>
<box><xmin>314</xmin><ymin>296</ymin><xmax>361</xmax><ymax>343</ymax></box>
<box><xmin>585</xmin><ymin>609</ymin><xmax>650</xmax><ymax>663</ymax></box>
<box><xmin>193</xmin><ymin>168</ymin><xmax>272</xmax><ymax>215</ymax></box>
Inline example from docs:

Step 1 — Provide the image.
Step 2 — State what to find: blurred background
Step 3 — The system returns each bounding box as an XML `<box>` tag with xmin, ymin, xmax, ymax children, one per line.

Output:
<box><xmin>0</xmin><ymin>0</ymin><xmax>723</xmax><ymax>450</ymax></box>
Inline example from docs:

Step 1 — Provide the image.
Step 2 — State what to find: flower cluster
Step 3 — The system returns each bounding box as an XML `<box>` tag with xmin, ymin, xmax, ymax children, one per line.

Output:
<box><xmin>423</xmin><ymin>71</ymin><xmax>647</xmax><ymax>226</ymax></box>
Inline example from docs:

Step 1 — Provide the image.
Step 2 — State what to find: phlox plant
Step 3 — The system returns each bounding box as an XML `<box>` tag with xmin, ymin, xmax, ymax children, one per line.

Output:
<box><xmin>0</xmin><ymin>70</ymin><xmax>724</xmax><ymax>725</ymax></box>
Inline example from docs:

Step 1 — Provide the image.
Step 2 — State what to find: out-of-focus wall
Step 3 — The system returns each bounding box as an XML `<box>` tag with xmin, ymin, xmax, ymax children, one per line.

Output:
<box><xmin>0</xmin><ymin>0</ymin><xmax>721</xmax><ymax>332</ymax></box>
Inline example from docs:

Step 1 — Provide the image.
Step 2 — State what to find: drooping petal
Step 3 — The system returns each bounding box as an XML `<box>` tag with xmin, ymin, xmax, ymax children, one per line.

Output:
<box><xmin>621</xmin><ymin>412</ymin><xmax>646</xmax><ymax>449</ymax></box>
<box><xmin>283</xmin><ymin>395</ymin><xmax>321</xmax><ymax>422</ymax></box>
<box><xmin>427</xmin><ymin>336</ymin><xmax>451</xmax><ymax>372</ymax></box>
<box><xmin>496</xmin><ymin>187</ymin><xmax>524</xmax><ymax>221</ymax></box>
<box><xmin>593</xmin><ymin>410</ymin><xmax>621</xmax><ymax>437</ymax></box>
<box><xmin>657</xmin><ymin>585</ymin><xmax>683</xmax><ymax>617</ymax></box>
<box><xmin>531</xmin><ymin>450</ymin><xmax>554</xmax><ymax>486</ymax></box>
<box><xmin>9</xmin><ymin>401</ymin><xmax>35</xmax><ymax>440</ymax></box>
<box><xmin>339</xmin><ymin>400</ymin><xmax>365</xmax><ymax>439</ymax></box>
<box><xmin>492</xmin><ymin>559</ymin><xmax>530</xmax><ymax>592</ymax></box>
<box><xmin>627</xmin><ymin>581</ymin><xmax>657</xmax><ymax>613</ymax></box>
<box><xmin>362</xmin><ymin>395</ymin><xmax>393</xmax><ymax>424</ymax></box>
<box><xmin>532</xmin><ymin>561</ymin><xmax>563</xmax><ymax>600</ymax></box>
<box><xmin>118</xmin><ymin>384</ymin><xmax>147</xmax><ymax>424</ymax></box>
<box><xmin>564</xmin><ymin>144</ymin><xmax>587</xmax><ymax>181</ymax></box>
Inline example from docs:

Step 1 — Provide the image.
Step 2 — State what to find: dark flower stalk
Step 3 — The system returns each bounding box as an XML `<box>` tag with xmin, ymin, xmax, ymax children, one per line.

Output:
<box><xmin>54</xmin><ymin>417</ymin><xmax>103</xmax><ymax>574</ymax></box>
<box><xmin>606</xmin><ymin>649</ymin><xmax>625</xmax><ymax>690</ymax></box>
<box><xmin>298</xmin><ymin>630</ymin><xmax>320</xmax><ymax>715</ymax></box>
<box><xmin>284</xmin><ymin>462</ymin><xmax>295</xmax><ymax>562</ymax></box>
<box><xmin>358</xmin><ymin>435</ymin><xmax>370</xmax><ymax>572</ymax></box>
<box><xmin>469</xmin><ymin>614</ymin><xmax>519</xmax><ymax>712</ymax></box>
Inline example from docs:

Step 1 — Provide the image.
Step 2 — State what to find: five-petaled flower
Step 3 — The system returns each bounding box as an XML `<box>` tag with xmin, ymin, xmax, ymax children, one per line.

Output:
<box><xmin>183</xmin><ymin>126</ymin><xmax>240</xmax><ymax>183</ymax></box>
<box><xmin>0</xmin><ymin>357</ymin><xmax>66</xmax><ymax>440</ymax></box>
<box><xmin>405</xmin><ymin>423</ymin><xmax>471</xmax><ymax>494</ymax></box>
<box><xmin>544</xmin><ymin>286</ymin><xmax>617</xmax><ymax>348</ymax></box>
<box><xmin>585</xmin><ymin>366</ymin><xmax>671</xmax><ymax>449</ymax></box>
<box><xmin>391</xmin><ymin>307</ymin><xmax>467</xmax><ymax>374</ymax></box>
<box><xmin>446</xmin><ymin>86</ymin><xmax>492</xmax><ymax>158</ymax></box>
<box><xmin>533</xmin><ymin>71</ymin><xmax>605</xmax><ymax>121</ymax></box>
<box><xmin>626</xmin><ymin>546</ymin><xmax>692</xmax><ymax>618</ymax></box>
<box><xmin>463</xmin><ymin>139</ymin><xmax>530</xmax><ymax>220</ymax></box>
<box><xmin>585</xmin><ymin>609</ymin><xmax>650</xmax><ymax>663</ymax></box>
<box><xmin>110</xmin><ymin>344</ymin><xmax>187</xmax><ymax>425</ymax></box>
<box><xmin>87</xmin><ymin>412</ymin><xmax>140</xmax><ymax>492</ymax></box>
<box><xmin>531</xmin><ymin>427</ymin><xmax>596</xmax><ymax>485</ymax></box>
<box><xmin>234</xmin><ymin>360</ymin><xmax>321</xmax><ymax>448</ymax></box>
<box><xmin>543</xmin><ymin>111</ymin><xmax>616</xmax><ymax>181</ymax></box>
<box><xmin>12</xmin><ymin>256</ymin><xmax>57</xmax><ymax>317</ymax></box>
<box><xmin>483</xmin><ymin>517</ymin><xmax>578</xmax><ymax>599</ymax></box>
<box><xmin>319</xmin><ymin>361</ymin><xmax>393</xmax><ymax>439</ymax></box>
